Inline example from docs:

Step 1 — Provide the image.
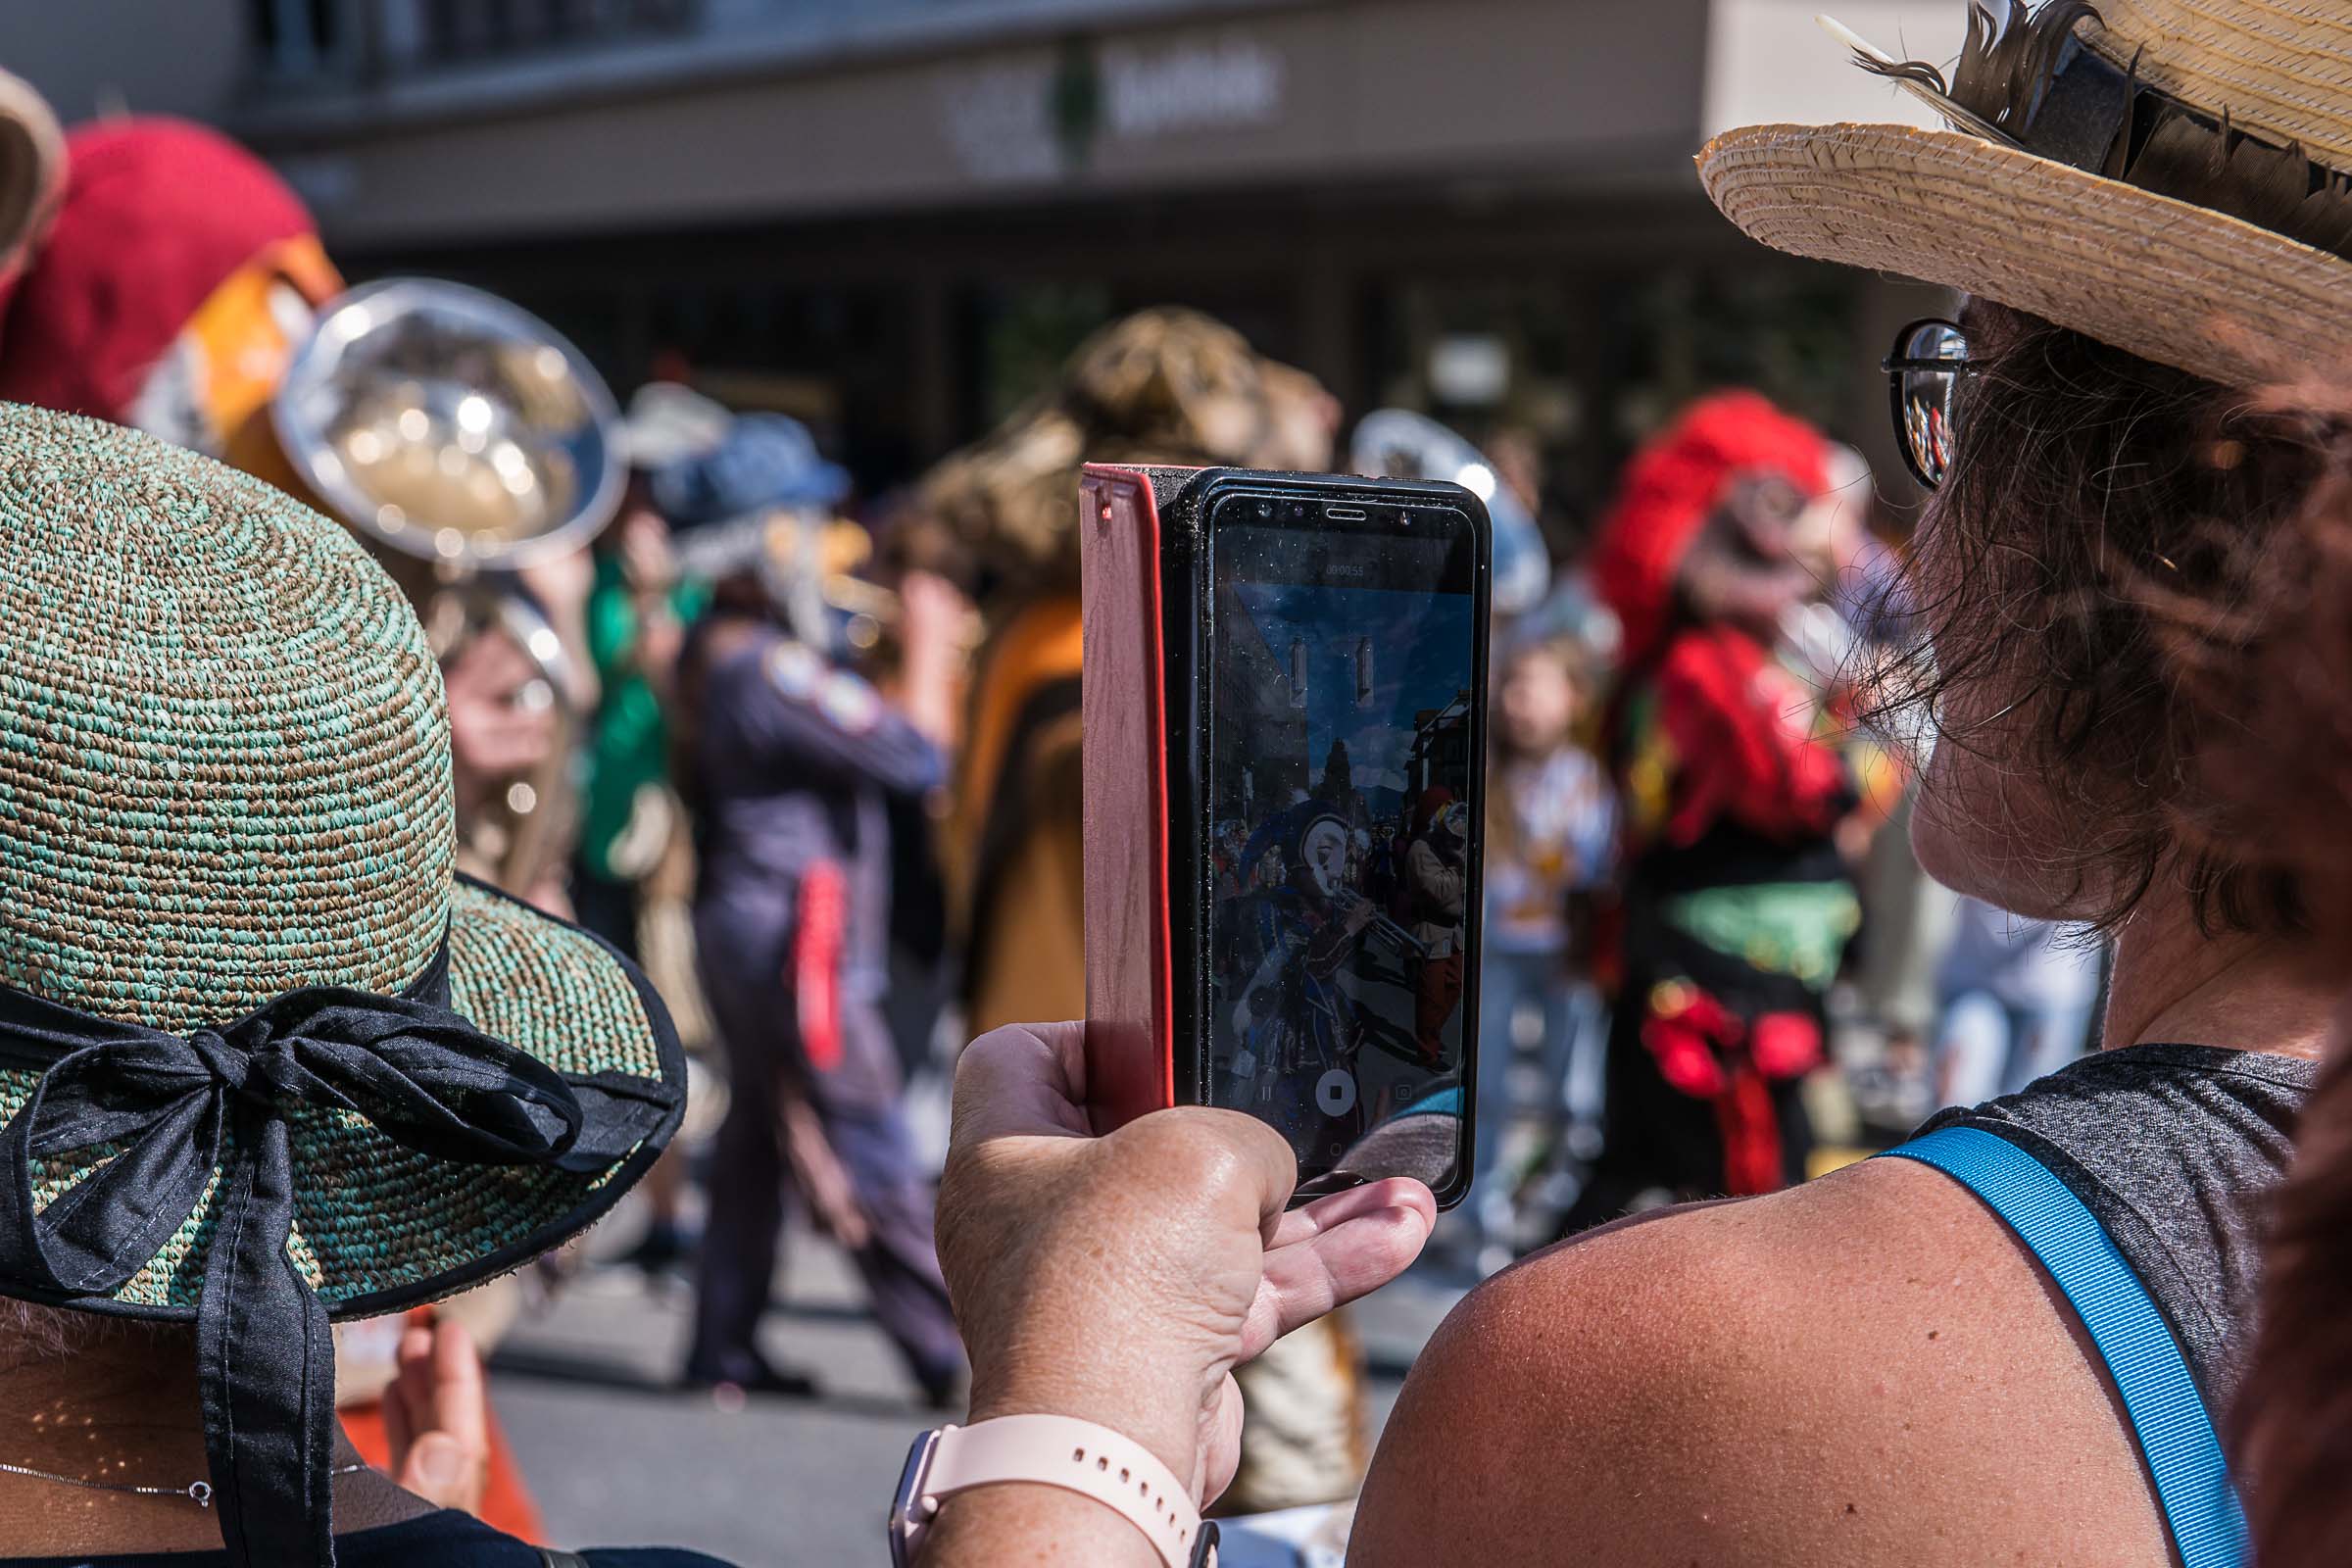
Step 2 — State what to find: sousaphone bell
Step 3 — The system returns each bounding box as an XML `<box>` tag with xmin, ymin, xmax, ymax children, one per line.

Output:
<box><xmin>273</xmin><ymin>278</ymin><xmax>625</xmax><ymax>897</ymax></box>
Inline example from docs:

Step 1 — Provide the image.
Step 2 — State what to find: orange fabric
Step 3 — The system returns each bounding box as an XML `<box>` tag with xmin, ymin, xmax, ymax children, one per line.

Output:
<box><xmin>340</xmin><ymin>1397</ymin><xmax>545</xmax><ymax>1544</ymax></box>
<box><xmin>944</xmin><ymin>595</ymin><xmax>1083</xmax><ymax>917</ymax></box>
<box><xmin>963</xmin><ymin>712</ymin><xmax>1088</xmax><ymax>1037</ymax></box>
<box><xmin>338</xmin><ymin>1304</ymin><xmax>544</xmax><ymax>1544</ymax></box>
<box><xmin>192</xmin><ymin>233</ymin><xmax>342</xmax><ymax>466</ymax></box>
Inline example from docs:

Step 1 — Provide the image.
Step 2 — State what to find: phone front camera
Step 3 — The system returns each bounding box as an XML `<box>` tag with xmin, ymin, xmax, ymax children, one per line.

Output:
<box><xmin>1256</xmin><ymin>501</ymin><xmax>1272</xmax><ymax>518</ymax></box>
<box><xmin>1398</xmin><ymin>511</ymin><xmax>1413</xmax><ymax>526</ymax></box>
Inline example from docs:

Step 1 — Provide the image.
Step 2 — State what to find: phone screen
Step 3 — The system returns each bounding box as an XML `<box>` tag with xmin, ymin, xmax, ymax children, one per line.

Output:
<box><xmin>1204</xmin><ymin>493</ymin><xmax>1481</xmax><ymax>1200</ymax></box>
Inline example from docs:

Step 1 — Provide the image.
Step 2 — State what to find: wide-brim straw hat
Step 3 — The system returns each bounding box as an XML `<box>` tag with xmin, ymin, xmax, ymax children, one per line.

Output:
<box><xmin>0</xmin><ymin>406</ymin><xmax>684</xmax><ymax>1315</ymax></box>
<box><xmin>1698</xmin><ymin>0</ymin><xmax>2352</xmax><ymax>388</ymax></box>
<box><xmin>0</xmin><ymin>402</ymin><xmax>684</xmax><ymax>1557</ymax></box>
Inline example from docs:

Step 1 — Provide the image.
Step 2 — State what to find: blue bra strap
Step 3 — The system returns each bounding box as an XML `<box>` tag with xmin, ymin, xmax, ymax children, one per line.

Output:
<box><xmin>1880</xmin><ymin>1126</ymin><xmax>2246</xmax><ymax>1568</ymax></box>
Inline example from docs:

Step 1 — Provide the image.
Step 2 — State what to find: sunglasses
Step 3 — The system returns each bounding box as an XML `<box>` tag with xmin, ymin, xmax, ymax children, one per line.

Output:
<box><xmin>1883</xmin><ymin>318</ymin><xmax>1983</xmax><ymax>490</ymax></box>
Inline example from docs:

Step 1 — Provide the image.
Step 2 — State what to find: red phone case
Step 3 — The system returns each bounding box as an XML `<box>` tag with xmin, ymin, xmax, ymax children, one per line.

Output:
<box><xmin>1078</xmin><ymin>463</ymin><xmax>1195</xmax><ymax>1132</ymax></box>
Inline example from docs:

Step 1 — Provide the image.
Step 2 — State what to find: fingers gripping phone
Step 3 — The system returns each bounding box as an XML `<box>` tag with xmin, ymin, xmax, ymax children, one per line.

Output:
<box><xmin>1081</xmin><ymin>465</ymin><xmax>1489</xmax><ymax>1208</ymax></box>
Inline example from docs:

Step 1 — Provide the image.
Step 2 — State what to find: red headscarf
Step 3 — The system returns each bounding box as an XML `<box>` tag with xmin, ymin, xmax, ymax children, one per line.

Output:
<box><xmin>0</xmin><ymin>119</ymin><xmax>318</xmax><ymax>421</ymax></box>
<box><xmin>1590</xmin><ymin>390</ymin><xmax>1831</xmax><ymax>667</ymax></box>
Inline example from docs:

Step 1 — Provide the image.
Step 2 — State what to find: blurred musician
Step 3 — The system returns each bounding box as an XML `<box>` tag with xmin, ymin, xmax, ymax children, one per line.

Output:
<box><xmin>664</xmin><ymin>412</ymin><xmax>969</xmax><ymax>1404</ymax></box>
<box><xmin>270</xmin><ymin>279</ymin><xmax>624</xmax><ymax>914</ymax></box>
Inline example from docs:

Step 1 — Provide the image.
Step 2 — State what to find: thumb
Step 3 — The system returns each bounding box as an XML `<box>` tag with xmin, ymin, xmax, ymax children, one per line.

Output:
<box><xmin>401</xmin><ymin>1432</ymin><xmax>483</xmax><ymax>1512</ymax></box>
<box><xmin>1244</xmin><ymin>1178</ymin><xmax>1436</xmax><ymax>1359</ymax></box>
<box><xmin>415</xmin><ymin>1434</ymin><xmax>467</xmax><ymax>1488</ymax></box>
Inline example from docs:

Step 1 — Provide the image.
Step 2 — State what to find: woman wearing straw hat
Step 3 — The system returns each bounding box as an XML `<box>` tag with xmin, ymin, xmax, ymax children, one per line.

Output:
<box><xmin>1345</xmin><ymin>6</ymin><xmax>2332</xmax><ymax>1560</ymax></box>
<box><xmin>917</xmin><ymin>3</ymin><xmax>2352</xmax><ymax>1564</ymax></box>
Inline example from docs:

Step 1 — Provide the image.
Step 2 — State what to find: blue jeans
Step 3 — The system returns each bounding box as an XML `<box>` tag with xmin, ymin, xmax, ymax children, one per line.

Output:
<box><xmin>1933</xmin><ymin>989</ymin><xmax>2095</xmax><ymax>1110</ymax></box>
<box><xmin>1473</xmin><ymin>946</ymin><xmax>1601</xmax><ymax>1242</ymax></box>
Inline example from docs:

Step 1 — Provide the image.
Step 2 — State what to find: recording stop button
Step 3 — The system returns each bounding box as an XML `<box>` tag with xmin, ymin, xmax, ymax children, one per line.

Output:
<box><xmin>1316</xmin><ymin>1068</ymin><xmax>1357</xmax><ymax>1117</ymax></box>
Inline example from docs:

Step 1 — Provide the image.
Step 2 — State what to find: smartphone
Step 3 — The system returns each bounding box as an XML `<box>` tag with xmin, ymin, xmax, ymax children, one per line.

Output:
<box><xmin>1080</xmin><ymin>465</ymin><xmax>1489</xmax><ymax>1208</ymax></box>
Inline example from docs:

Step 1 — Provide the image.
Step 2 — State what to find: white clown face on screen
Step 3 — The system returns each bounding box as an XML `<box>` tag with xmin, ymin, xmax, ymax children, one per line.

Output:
<box><xmin>1301</xmin><ymin>820</ymin><xmax>1348</xmax><ymax>900</ymax></box>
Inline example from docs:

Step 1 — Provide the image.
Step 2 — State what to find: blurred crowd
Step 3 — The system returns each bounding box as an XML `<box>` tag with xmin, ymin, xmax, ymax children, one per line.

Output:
<box><xmin>27</xmin><ymin>0</ymin><xmax>2352</xmax><ymax>1558</ymax></box>
<box><xmin>0</xmin><ymin>83</ymin><xmax>2107</xmax><ymax>1536</ymax></box>
<box><xmin>396</xmin><ymin>309</ymin><xmax>2110</xmax><ymax>1519</ymax></box>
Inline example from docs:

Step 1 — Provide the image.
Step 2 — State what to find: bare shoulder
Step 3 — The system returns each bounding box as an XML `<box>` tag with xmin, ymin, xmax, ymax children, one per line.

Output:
<box><xmin>1347</xmin><ymin>1160</ymin><xmax>2170</xmax><ymax>1567</ymax></box>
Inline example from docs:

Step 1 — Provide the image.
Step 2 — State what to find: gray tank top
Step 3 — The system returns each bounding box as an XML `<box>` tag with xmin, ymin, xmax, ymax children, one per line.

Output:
<box><xmin>1915</xmin><ymin>1042</ymin><xmax>2315</xmax><ymax>1410</ymax></box>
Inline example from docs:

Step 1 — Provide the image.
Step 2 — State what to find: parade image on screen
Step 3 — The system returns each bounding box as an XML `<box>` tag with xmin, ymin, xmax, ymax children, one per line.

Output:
<box><xmin>1207</xmin><ymin>526</ymin><xmax>1475</xmax><ymax>1190</ymax></box>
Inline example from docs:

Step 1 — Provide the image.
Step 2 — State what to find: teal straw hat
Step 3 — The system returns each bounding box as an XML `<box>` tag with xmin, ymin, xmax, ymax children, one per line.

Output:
<box><xmin>0</xmin><ymin>402</ymin><xmax>684</xmax><ymax>1564</ymax></box>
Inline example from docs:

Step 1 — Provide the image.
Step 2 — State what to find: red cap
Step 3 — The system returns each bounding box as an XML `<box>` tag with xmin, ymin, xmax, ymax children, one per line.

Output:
<box><xmin>1590</xmin><ymin>390</ymin><xmax>1831</xmax><ymax>667</ymax></box>
<box><xmin>0</xmin><ymin>118</ymin><xmax>317</xmax><ymax>421</ymax></box>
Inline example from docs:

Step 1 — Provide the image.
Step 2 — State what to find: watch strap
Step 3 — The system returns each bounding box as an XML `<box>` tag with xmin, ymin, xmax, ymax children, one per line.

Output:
<box><xmin>906</xmin><ymin>1413</ymin><xmax>1214</xmax><ymax>1567</ymax></box>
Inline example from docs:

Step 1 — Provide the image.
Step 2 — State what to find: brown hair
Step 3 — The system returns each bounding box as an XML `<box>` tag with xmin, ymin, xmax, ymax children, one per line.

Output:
<box><xmin>2232</xmin><ymin>1045</ymin><xmax>2352</xmax><ymax>1568</ymax></box>
<box><xmin>1877</xmin><ymin>301</ymin><xmax>2328</xmax><ymax>935</ymax></box>
<box><xmin>906</xmin><ymin>308</ymin><xmax>1332</xmax><ymax>600</ymax></box>
<box><xmin>0</xmin><ymin>1299</ymin><xmax>190</xmax><ymax>1369</ymax></box>
<box><xmin>2153</xmin><ymin>391</ymin><xmax>2352</xmax><ymax>1563</ymax></box>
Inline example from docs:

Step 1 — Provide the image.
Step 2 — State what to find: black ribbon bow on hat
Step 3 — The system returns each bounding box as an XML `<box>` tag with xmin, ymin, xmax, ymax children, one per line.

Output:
<box><xmin>0</xmin><ymin>940</ymin><xmax>669</xmax><ymax>1568</ymax></box>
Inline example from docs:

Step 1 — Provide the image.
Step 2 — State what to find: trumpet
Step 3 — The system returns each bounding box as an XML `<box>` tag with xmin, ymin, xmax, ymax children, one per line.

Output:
<box><xmin>674</xmin><ymin>507</ymin><xmax>909</xmax><ymax>657</ymax></box>
<box><xmin>273</xmin><ymin>278</ymin><xmax>625</xmax><ymax>899</ymax></box>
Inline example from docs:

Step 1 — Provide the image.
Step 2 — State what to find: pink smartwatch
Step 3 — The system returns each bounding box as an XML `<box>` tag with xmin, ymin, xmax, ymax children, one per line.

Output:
<box><xmin>887</xmin><ymin>1413</ymin><xmax>1220</xmax><ymax>1567</ymax></box>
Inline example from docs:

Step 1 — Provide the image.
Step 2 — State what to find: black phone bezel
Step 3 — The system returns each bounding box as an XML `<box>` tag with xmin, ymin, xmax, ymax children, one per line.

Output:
<box><xmin>1165</xmin><ymin>466</ymin><xmax>1490</xmax><ymax>1211</ymax></box>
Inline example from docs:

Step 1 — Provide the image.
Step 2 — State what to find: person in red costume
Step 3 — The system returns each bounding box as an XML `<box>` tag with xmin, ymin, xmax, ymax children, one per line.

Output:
<box><xmin>1560</xmin><ymin>390</ymin><xmax>1862</xmax><ymax>1229</ymax></box>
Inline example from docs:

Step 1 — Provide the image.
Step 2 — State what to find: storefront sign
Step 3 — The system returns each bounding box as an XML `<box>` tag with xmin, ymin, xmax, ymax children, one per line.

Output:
<box><xmin>939</xmin><ymin>30</ymin><xmax>1288</xmax><ymax>182</ymax></box>
<box><xmin>1101</xmin><ymin>37</ymin><xmax>1284</xmax><ymax>139</ymax></box>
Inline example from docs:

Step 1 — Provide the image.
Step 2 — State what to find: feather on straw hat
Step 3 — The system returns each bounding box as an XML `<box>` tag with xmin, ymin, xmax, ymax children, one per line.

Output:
<box><xmin>1699</xmin><ymin>0</ymin><xmax>2352</xmax><ymax>387</ymax></box>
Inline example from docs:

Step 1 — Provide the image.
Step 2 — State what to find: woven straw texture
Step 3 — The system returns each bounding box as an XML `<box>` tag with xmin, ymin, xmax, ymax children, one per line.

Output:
<box><xmin>2087</xmin><ymin>0</ymin><xmax>2352</xmax><ymax>167</ymax></box>
<box><xmin>0</xmin><ymin>402</ymin><xmax>673</xmax><ymax>1314</ymax></box>
<box><xmin>1698</xmin><ymin>121</ymin><xmax>2352</xmax><ymax>389</ymax></box>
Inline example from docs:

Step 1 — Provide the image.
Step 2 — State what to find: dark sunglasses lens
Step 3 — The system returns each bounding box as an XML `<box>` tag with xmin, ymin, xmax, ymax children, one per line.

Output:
<box><xmin>1892</xmin><ymin>320</ymin><xmax>1968</xmax><ymax>489</ymax></box>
